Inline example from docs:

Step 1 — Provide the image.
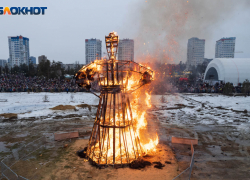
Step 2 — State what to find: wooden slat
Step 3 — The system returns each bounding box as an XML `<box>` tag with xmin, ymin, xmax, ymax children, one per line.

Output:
<box><xmin>54</xmin><ymin>131</ymin><xmax>79</xmax><ymax>141</ymax></box>
<box><xmin>172</xmin><ymin>136</ymin><xmax>198</xmax><ymax>145</ymax></box>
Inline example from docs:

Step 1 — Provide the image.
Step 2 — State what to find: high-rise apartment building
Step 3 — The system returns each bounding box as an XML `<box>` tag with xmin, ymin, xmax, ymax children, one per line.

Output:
<box><xmin>215</xmin><ymin>37</ymin><xmax>236</xmax><ymax>58</ymax></box>
<box><xmin>8</xmin><ymin>35</ymin><xmax>30</xmax><ymax>67</ymax></box>
<box><xmin>38</xmin><ymin>55</ymin><xmax>48</xmax><ymax>64</ymax></box>
<box><xmin>85</xmin><ymin>39</ymin><xmax>102</xmax><ymax>64</ymax></box>
<box><xmin>187</xmin><ymin>37</ymin><xmax>205</xmax><ymax>69</ymax></box>
<box><xmin>29</xmin><ymin>56</ymin><xmax>36</xmax><ymax>64</ymax></box>
<box><xmin>118</xmin><ymin>39</ymin><xmax>134</xmax><ymax>61</ymax></box>
<box><xmin>0</xmin><ymin>59</ymin><xmax>7</xmax><ymax>67</ymax></box>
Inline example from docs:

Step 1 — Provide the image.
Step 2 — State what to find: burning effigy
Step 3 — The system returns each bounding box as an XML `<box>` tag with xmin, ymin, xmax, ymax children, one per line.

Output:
<box><xmin>75</xmin><ymin>32</ymin><xmax>158</xmax><ymax>166</ymax></box>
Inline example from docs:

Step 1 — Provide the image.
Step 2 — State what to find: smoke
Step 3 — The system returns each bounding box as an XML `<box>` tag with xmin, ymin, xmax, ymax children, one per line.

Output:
<box><xmin>131</xmin><ymin>0</ymin><xmax>250</xmax><ymax>63</ymax></box>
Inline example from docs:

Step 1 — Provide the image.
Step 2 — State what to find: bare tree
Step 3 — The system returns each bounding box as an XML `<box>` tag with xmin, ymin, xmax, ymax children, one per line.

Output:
<box><xmin>242</xmin><ymin>79</ymin><xmax>250</xmax><ymax>96</ymax></box>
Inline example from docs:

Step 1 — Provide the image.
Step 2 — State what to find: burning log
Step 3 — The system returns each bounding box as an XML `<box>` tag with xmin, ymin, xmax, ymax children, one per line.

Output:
<box><xmin>75</xmin><ymin>32</ymin><xmax>158</xmax><ymax>166</ymax></box>
<box><xmin>129</xmin><ymin>159</ymin><xmax>152</xmax><ymax>169</ymax></box>
<box><xmin>153</xmin><ymin>161</ymin><xmax>165</xmax><ymax>169</ymax></box>
<box><xmin>77</xmin><ymin>147</ymin><xmax>88</xmax><ymax>158</ymax></box>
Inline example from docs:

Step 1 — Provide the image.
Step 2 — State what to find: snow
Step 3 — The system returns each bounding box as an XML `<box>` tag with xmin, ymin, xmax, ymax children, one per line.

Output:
<box><xmin>150</xmin><ymin>93</ymin><xmax>250</xmax><ymax>131</ymax></box>
<box><xmin>0</xmin><ymin>92</ymin><xmax>99</xmax><ymax>119</ymax></box>
<box><xmin>187</xmin><ymin>94</ymin><xmax>250</xmax><ymax>111</ymax></box>
<box><xmin>0</xmin><ymin>92</ymin><xmax>249</xmax><ymax>130</ymax></box>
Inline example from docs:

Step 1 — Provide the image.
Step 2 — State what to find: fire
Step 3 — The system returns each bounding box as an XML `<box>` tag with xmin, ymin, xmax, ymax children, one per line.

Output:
<box><xmin>80</xmin><ymin>61</ymin><xmax>158</xmax><ymax>164</ymax></box>
<box><xmin>126</xmin><ymin>75</ymin><xmax>140</xmax><ymax>91</ymax></box>
<box><xmin>145</xmin><ymin>92</ymin><xmax>152</xmax><ymax>108</ymax></box>
<box><xmin>132</xmin><ymin>90</ymin><xmax>158</xmax><ymax>154</ymax></box>
<box><xmin>77</xmin><ymin>32</ymin><xmax>158</xmax><ymax>166</ymax></box>
<box><xmin>142</xmin><ymin>136</ymin><xmax>159</xmax><ymax>154</ymax></box>
<box><xmin>89</xmin><ymin>90</ymin><xmax>158</xmax><ymax>164</ymax></box>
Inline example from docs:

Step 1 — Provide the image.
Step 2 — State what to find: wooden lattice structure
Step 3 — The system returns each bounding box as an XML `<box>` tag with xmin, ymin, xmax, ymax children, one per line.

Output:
<box><xmin>75</xmin><ymin>32</ymin><xmax>154</xmax><ymax>166</ymax></box>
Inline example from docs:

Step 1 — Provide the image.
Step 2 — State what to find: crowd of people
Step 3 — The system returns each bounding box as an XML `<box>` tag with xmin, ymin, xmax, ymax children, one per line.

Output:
<box><xmin>0</xmin><ymin>73</ymin><xmax>86</xmax><ymax>92</ymax></box>
<box><xmin>0</xmin><ymin>73</ymin><xmax>247</xmax><ymax>94</ymax></box>
<box><xmin>176</xmin><ymin>79</ymin><xmax>242</xmax><ymax>93</ymax></box>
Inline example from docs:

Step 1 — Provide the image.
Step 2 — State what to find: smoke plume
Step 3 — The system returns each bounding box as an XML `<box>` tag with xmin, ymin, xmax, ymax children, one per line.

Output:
<box><xmin>131</xmin><ymin>0</ymin><xmax>250</xmax><ymax>63</ymax></box>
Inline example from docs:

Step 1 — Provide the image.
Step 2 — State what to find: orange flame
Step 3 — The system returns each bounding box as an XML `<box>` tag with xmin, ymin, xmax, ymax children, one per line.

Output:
<box><xmin>81</xmin><ymin>59</ymin><xmax>158</xmax><ymax>163</ymax></box>
<box><xmin>145</xmin><ymin>92</ymin><xmax>152</xmax><ymax>108</ymax></box>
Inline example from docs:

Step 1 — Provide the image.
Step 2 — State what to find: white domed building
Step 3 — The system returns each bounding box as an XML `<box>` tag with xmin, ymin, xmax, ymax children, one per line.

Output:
<box><xmin>204</xmin><ymin>58</ymin><xmax>250</xmax><ymax>86</ymax></box>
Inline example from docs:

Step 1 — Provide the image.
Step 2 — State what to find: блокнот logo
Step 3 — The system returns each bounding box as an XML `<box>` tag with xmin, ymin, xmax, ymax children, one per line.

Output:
<box><xmin>0</xmin><ymin>7</ymin><xmax>47</xmax><ymax>15</ymax></box>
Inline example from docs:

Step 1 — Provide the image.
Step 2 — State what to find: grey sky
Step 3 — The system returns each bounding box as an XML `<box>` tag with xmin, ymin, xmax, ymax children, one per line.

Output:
<box><xmin>1</xmin><ymin>0</ymin><xmax>250</xmax><ymax>64</ymax></box>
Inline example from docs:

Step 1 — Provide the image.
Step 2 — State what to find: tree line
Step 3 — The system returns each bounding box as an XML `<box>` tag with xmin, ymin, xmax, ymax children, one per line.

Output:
<box><xmin>0</xmin><ymin>60</ymin><xmax>82</xmax><ymax>79</ymax></box>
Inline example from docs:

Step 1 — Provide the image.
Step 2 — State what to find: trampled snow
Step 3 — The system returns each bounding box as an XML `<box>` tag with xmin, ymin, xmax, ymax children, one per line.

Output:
<box><xmin>187</xmin><ymin>94</ymin><xmax>250</xmax><ymax>111</ymax></box>
<box><xmin>0</xmin><ymin>92</ymin><xmax>99</xmax><ymax>119</ymax></box>
<box><xmin>0</xmin><ymin>93</ymin><xmax>249</xmax><ymax>130</ymax></box>
<box><xmin>150</xmin><ymin>93</ymin><xmax>250</xmax><ymax>133</ymax></box>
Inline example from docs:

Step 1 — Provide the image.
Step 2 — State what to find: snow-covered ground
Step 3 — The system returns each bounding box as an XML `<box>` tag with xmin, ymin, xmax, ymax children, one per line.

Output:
<box><xmin>0</xmin><ymin>92</ymin><xmax>249</xmax><ymax>129</ymax></box>
<box><xmin>150</xmin><ymin>93</ymin><xmax>250</xmax><ymax>133</ymax></box>
<box><xmin>185</xmin><ymin>94</ymin><xmax>250</xmax><ymax>111</ymax></box>
<box><xmin>151</xmin><ymin>93</ymin><xmax>250</xmax><ymax>111</ymax></box>
<box><xmin>1</xmin><ymin>92</ymin><xmax>249</xmax><ymax>179</ymax></box>
<box><xmin>0</xmin><ymin>92</ymin><xmax>99</xmax><ymax>122</ymax></box>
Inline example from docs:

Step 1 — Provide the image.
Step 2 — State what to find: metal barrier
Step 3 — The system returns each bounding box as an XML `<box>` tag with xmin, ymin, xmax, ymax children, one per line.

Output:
<box><xmin>0</xmin><ymin>161</ymin><xmax>18</xmax><ymax>180</ymax></box>
<box><xmin>1</xmin><ymin>135</ymin><xmax>194</xmax><ymax>180</ymax></box>
<box><xmin>172</xmin><ymin>143</ymin><xmax>195</xmax><ymax>180</ymax></box>
<box><xmin>1</xmin><ymin>137</ymin><xmax>46</xmax><ymax>180</ymax></box>
<box><xmin>18</xmin><ymin>176</ymin><xmax>29</xmax><ymax>180</ymax></box>
<box><xmin>188</xmin><ymin>144</ymin><xmax>195</xmax><ymax>179</ymax></box>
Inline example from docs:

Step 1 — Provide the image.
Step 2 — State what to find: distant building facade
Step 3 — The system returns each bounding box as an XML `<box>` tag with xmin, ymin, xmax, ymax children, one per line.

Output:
<box><xmin>0</xmin><ymin>59</ymin><xmax>7</xmax><ymax>67</ymax></box>
<box><xmin>63</xmin><ymin>64</ymin><xmax>76</xmax><ymax>70</ymax></box>
<box><xmin>38</xmin><ymin>55</ymin><xmax>48</xmax><ymax>64</ymax></box>
<box><xmin>8</xmin><ymin>35</ymin><xmax>30</xmax><ymax>67</ymax></box>
<box><xmin>63</xmin><ymin>63</ymin><xmax>83</xmax><ymax>70</ymax></box>
<box><xmin>187</xmin><ymin>37</ymin><xmax>205</xmax><ymax>69</ymax></box>
<box><xmin>29</xmin><ymin>56</ymin><xmax>36</xmax><ymax>64</ymax></box>
<box><xmin>85</xmin><ymin>39</ymin><xmax>102</xmax><ymax>64</ymax></box>
<box><xmin>215</xmin><ymin>37</ymin><xmax>236</xmax><ymax>58</ymax></box>
<box><xmin>118</xmin><ymin>39</ymin><xmax>134</xmax><ymax>61</ymax></box>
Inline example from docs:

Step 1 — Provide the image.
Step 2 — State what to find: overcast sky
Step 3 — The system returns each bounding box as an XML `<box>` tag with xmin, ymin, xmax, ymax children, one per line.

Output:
<box><xmin>1</xmin><ymin>0</ymin><xmax>250</xmax><ymax>64</ymax></box>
